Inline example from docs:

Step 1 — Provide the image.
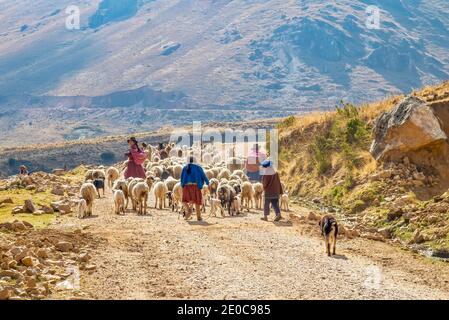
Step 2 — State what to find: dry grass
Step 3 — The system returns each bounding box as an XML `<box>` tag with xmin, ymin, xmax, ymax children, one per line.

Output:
<box><xmin>278</xmin><ymin>80</ymin><xmax>449</xmax><ymax>136</ymax></box>
<box><xmin>277</xmin><ymin>80</ymin><xmax>449</xmax><ymax>198</ymax></box>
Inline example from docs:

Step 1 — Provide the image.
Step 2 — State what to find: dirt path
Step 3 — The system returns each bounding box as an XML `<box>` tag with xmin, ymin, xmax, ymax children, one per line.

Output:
<box><xmin>51</xmin><ymin>188</ymin><xmax>449</xmax><ymax>300</ymax></box>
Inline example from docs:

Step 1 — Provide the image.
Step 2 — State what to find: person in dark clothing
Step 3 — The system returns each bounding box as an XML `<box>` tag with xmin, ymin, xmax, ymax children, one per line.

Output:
<box><xmin>260</xmin><ymin>159</ymin><xmax>283</xmax><ymax>222</ymax></box>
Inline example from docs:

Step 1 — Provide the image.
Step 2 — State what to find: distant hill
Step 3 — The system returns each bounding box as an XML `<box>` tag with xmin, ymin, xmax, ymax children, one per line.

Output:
<box><xmin>0</xmin><ymin>118</ymin><xmax>279</xmax><ymax>178</ymax></box>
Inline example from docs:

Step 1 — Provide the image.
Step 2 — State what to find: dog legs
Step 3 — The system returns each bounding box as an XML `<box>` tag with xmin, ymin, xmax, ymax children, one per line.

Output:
<box><xmin>325</xmin><ymin>236</ymin><xmax>331</xmax><ymax>256</ymax></box>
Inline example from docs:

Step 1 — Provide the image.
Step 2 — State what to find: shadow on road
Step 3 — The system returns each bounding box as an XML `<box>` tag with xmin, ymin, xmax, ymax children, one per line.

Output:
<box><xmin>273</xmin><ymin>220</ymin><xmax>293</xmax><ymax>227</ymax></box>
<box><xmin>331</xmin><ymin>254</ymin><xmax>348</xmax><ymax>260</ymax></box>
<box><xmin>187</xmin><ymin>220</ymin><xmax>213</xmax><ymax>226</ymax></box>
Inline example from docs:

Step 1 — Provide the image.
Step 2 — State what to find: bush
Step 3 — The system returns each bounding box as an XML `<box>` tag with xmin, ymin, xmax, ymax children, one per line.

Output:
<box><xmin>328</xmin><ymin>185</ymin><xmax>346</xmax><ymax>205</ymax></box>
<box><xmin>309</xmin><ymin>101</ymin><xmax>370</xmax><ymax>174</ymax></box>
<box><xmin>7</xmin><ymin>158</ymin><xmax>17</xmax><ymax>167</ymax></box>
<box><xmin>100</xmin><ymin>152</ymin><xmax>116</xmax><ymax>165</ymax></box>
<box><xmin>278</xmin><ymin>116</ymin><xmax>296</xmax><ymax>128</ymax></box>
<box><xmin>309</xmin><ymin>136</ymin><xmax>332</xmax><ymax>174</ymax></box>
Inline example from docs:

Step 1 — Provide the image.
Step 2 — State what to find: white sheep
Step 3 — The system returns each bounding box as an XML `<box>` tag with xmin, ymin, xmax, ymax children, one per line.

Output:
<box><xmin>253</xmin><ymin>182</ymin><xmax>264</xmax><ymax>210</ymax></box>
<box><xmin>151</xmin><ymin>166</ymin><xmax>164</xmax><ymax>179</ymax></box>
<box><xmin>93</xmin><ymin>169</ymin><xmax>106</xmax><ymax>180</ymax></box>
<box><xmin>211</xmin><ymin>168</ymin><xmax>220</xmax><ymax>178</ymax></box>
<box><xmin>153</xmin><ymin>181</ymin><xmax>168</xmax><ymax>210</ymax></box>
<box><xmin>84</xmin><ymin>169</ymin><xmax>105</xmax><ymax>181</ymax></box>
<box><xmin>127</xmin><ymin>178</ymin><xmax>144</xmax><ymax>211</ymax></box>
<box><xmin>281</xmin><ymin>193</ymin><xmax>290</xmax><ymax>212</ymax></box>
<box><xmin>79</xmin><ymin>183</ymin><xmax>96</xmax><ymax>217</ymax></box>
<box><xmin>77</xmin><ymin>199</ymin><xmax>88</xmax><ymax>219</ymax></box>
<box><xmin>106</xmin><ymin>166</ymin><xmax>120</xmax><ymax>188</ymax></box>
<box><xmin>218</xmin><ymin>169</ymin><xmax>231</xmax><ymax>180</ymax></box>
<box><xmin>132</xmin><ymin>182</ymin><xmax>150</xmax><ymax>215</ymax></box>
<box><xmin>170</xmin><ymin>182</ymin><xmax>183</xmax><ymax>212</ymax></box>
<box><xmin>208</xmin><ymin>178</ymin><xmax>219</xmax><ymax>199</ymax></box>
<box><xmin>164</xmin><ymin>176</ymin><xmax>179</xmax><ymax>192</ymax></box>
<box><xmin>205</xmin><ymin>170</ymin><xmax>214</xmax><ymax>181</ymax></box>
<box><xmin>201</xmin><ymin>186</ymin><xmax>210</xmax><ymax>211</ymax></box>
<box><xmin>232</xmin><ymin>170</ymin><xmax>245</xmax><ymax>178</ymax></box>
<box><xmin>113</xmin><ymin>189</ymin><xmax>126</xmax><ymax>215</ymax></box>
<box><xmin>231</xmin><ymin>195</ymin><xmax>242</xmax><ymax>215</ymax></box>
<box><xmin>240</xmin><ymin>181</ymin><xmax>254</xmax><ymax>212</ymax></box>
<box><xmin>113</xmin><ymin>179</ymin><xmax>129</xmax><ymax>208</ymax></box>
<box><xmin>210</xmin><ymin>198</ymin><xmax>225</xmax><ymax>217</ymax></box>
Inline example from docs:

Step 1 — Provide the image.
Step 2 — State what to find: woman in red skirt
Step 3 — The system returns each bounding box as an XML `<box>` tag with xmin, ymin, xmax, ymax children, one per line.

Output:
<box><xmin>181</xmin><ymin>156</ymin><xmax>209</xmax><ymax>221</ymax></box>
<box><xmin>124</xmin><ymin>137</ymin><xmax>147</xmax><ymax>179</ymax></box>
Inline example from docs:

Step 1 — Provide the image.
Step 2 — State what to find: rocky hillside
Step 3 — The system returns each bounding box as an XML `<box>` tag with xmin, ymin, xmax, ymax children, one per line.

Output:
<box><xmin>278</xmin><ymin>81</ymin><xmax>449</xmax><ymax>258</ymax></box>
<box><xmin>0</xmin><ymin>165</ymin><xmax>101</xmax><ymax>300</ymax></box>
<box><xmin>0</xmin><ymin>0</ymin><xmax>448</xmax><ymax>145</ymax></box>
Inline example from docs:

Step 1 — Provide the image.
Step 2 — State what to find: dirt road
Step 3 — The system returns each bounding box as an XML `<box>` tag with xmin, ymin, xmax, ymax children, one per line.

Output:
<box><xmin>51</xmin><ymin>188</ymin><xmax>449</xmax><ymax>300</ymax></box>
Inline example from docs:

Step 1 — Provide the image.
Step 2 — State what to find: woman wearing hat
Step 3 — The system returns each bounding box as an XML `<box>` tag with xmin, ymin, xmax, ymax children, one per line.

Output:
<box><xmin>244</xmin><ymin>144</ymin><xmax>267</xmax><ymax>182</ymax></box>
<box><xmin>124</xmin><ymin>137</ymin><xmax>147</xmax><ymax>179</ymax></box>
<box><xmin>19</xmin><ymin>165</ymin><xmax>29</xmax><ymax>176</ymax></box>
<box><xmin>260</xmin><ymin>159</ymin><xmax>283</xmax><ymax>222</ymax></box>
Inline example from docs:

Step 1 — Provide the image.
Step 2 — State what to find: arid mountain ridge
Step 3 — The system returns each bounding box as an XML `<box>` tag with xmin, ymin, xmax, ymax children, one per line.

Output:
<box><xmin>0</xmin><ymin>0</ymin><xmax>448</xmax><ymax>145</ymax></box>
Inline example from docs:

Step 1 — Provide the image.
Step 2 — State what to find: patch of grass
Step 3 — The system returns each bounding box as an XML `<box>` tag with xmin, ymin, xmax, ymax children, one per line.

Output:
<box><xmin>327</xmin><ymin>185</ymin><xmax>346</xmax><ymax>205</ymax></box>
<box><xmin>345</xmin><ymin>199</ymin><xmax>367</xmax><ymax>214</ymax></box>
<box><xmin>64</xmin><ymin>165</ymin><xmax>88</xmax><ymax>184</ymax></box>
<box><xmin>0</xmin><ymin>188</ymin><xmax>58</xmax><ymax>229</ymax></box>
<box><xmin>277</xmin><ymin>115</ymin><xmax>296</xmax><ymax>129</ymax></box>
<box><xmin>341</xmin><ymin>181</ymin><xmax>385</xmax><ymax>213</ymax></box>
<box><xmin>308</xmin><ymin>101</ymin><xmax>370</xmax><ymax>175</ymax></box>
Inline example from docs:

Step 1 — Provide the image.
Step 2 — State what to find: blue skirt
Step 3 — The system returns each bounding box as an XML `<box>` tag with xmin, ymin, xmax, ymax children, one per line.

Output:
<box><xmin>246</xmin><ymin>170</ymin><xmax>262</xmax><ymax>182</ymax></box>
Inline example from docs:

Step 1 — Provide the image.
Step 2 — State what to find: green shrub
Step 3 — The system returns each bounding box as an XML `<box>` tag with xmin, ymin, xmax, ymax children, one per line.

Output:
<box><xmin>100</xmin><ymin>152</ymin><xmax>116</xmax><ymax>165</ymax></box>
<box><xmin>7</xmin><ymin>158</ymin><xmax>17</xmax><ymax>167</ymax></box>
<box><xmin>308</xmin><ymin>101</ymin><xmax>370</xmax><ymax>175</ymax></box>
<box><xmin>309</xmin><ymin>136</ymin><xmax>332</xmax><ymax>174</ymax></box>
<box><xmin>278</xmin><ymin>116</ymin><xmax>296</xmax><ymax>128</ymax></box>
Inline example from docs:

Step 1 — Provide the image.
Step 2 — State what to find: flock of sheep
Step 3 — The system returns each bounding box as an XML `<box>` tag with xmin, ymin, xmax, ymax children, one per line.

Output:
<box><xmin>77</xmin><ymin>142</ymin><xmax>290</xmax><ymax>219</ymax></box>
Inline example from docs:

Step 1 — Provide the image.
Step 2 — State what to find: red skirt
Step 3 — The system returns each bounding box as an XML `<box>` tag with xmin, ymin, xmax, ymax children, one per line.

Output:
<box><xmin>124</xmin><ymin>161</ymin><xmax>146</xmax><ymax>179</ymax></box>
<box><xmin>182</xmin><ymin>185</ymin><xmax>202</xmax><ymax>205</ymax></box>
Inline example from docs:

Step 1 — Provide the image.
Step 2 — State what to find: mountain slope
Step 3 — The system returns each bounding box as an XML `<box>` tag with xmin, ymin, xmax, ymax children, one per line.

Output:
<box><xmin>0</xmin><ymin>0</ymin><xmax>447</xmax><ymax>145</ymax></box>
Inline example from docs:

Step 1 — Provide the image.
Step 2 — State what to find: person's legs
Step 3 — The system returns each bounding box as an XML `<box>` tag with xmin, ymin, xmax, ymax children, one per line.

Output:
<box><xmin>195</xmin><ymin>203</ymin><xmax>202</xmax><ymax>221</ymax></box>
<box><xmin>271</xmin><ymin>198</ymin><xmax>282</xmax><ymax>221</ymax></box>
<box><xmin>184</xmin><ymin>202</ymin><xmax>192</xmax><ymax>220</ymax></box>
<box><xmin>261</xmin><ymin>197</ymin><xmax>270</xmax><ymax>221</ymax></box>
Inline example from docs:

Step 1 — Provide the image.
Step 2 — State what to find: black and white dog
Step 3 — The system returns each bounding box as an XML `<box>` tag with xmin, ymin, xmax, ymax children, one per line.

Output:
<box><xmin>319</xmin><ymin>215</ymin><xmax>338</xmax><ymax>256</ymax></box>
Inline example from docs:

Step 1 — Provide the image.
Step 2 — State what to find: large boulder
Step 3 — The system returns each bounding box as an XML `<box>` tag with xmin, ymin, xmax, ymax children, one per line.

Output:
<box><xmin>370</xmin><ymin>97</ymin><xmax>449</xmax><ymax>197</ymax></box>
<box><xmin>370</xmin><ymin>96</ymin><xmax>447</xmax><ymax>161</ymax></box>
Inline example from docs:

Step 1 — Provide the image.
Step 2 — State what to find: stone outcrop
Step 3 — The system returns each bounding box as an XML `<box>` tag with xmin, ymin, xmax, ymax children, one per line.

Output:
<box><xmin>370</xmin><ymin>96</ymin><xmax>447</xmax><ymax>161</ymax></box>
<box><xmin>370</xmin><ymin>96</ymin><xmax>449</xmax><ymax>192</ymax></box>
